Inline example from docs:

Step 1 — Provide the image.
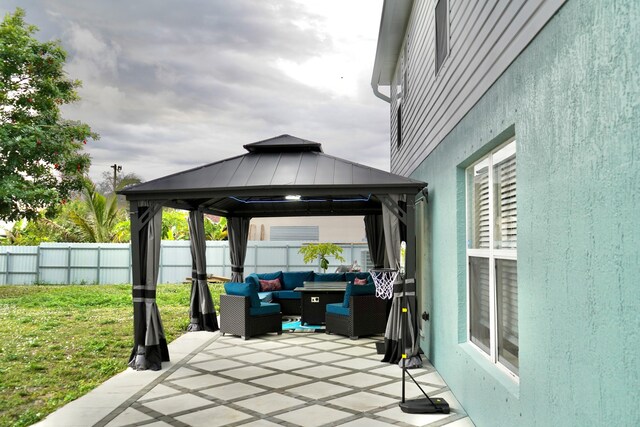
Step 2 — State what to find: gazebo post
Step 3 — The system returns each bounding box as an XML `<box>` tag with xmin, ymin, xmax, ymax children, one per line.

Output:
<box><xmin>128</xmin><ymin>201</ymin><xmax>169</xmax><ymax>370</ymax></box>
<box><xmin>405</xmin><ymin>197</ymin><xmax>416</xmax><ymax>282</ymax></box>
<box><xmin>129</xmin><ymin>201</ymin><xmax>146</xmax><ymax>365</ymax></box>
<box><xmin>187</xmin><ymin>208</ymin><xmax>219</xmax><ymax>332</ymax></box>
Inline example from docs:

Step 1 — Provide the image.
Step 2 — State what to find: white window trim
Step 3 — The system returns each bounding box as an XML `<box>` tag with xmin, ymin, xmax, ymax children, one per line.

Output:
<box><xmin>465</xmin><ymin>138</ymin><xmax>518</xmax><ymax>380</ymax></box>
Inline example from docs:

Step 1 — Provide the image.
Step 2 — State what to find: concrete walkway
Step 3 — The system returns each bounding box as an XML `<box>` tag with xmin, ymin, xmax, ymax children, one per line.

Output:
<box><xmin>35</xmin><ymin>331</ymin><xmax>474</xmax><ymax>427</ymax></box>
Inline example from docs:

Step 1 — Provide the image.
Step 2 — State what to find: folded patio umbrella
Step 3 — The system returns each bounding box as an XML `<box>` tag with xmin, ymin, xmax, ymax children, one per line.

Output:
<box><xmin>382</xmin><ymin>279</ymin><xmax>422</xmax><ymax>367</ymax></box>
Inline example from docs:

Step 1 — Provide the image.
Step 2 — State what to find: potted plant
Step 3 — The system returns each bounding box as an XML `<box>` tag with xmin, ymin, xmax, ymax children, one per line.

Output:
<box><xmin>298</xmin><ymin>242</ymin><xmax>346</xmax><ymax>273</ymax></box>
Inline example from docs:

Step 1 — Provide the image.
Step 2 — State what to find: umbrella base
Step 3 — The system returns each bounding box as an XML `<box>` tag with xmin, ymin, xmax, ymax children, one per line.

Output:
<box><xmin>399</xmin><ymin>397</ymin><xmax>450</xmax><ymax>414</ymax></box>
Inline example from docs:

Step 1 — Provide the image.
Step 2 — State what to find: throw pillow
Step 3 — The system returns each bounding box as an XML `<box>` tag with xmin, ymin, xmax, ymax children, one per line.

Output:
<box><xmin>354</xmin><ymin>278</ymin><xmax>368</xmax><ymax>285</ymax></box>
<box><xmin>259</xmin><ymin>278</ymin><xmax>282</xmax><ymax>292</ymax></box>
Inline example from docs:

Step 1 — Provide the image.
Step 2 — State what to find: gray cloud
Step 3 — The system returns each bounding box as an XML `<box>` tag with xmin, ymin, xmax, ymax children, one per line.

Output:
<box><xmin>1</xmin><ymin>0</ymin><xmax>390</xmax><ymax>184</ymax></box>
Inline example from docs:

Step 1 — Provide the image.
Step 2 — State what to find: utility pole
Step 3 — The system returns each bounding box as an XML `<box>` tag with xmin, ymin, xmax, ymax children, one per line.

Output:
<box><xmin>110</xmin><ymin>164</ymin><xmax>122</xmax><ymax>193</ymax></box>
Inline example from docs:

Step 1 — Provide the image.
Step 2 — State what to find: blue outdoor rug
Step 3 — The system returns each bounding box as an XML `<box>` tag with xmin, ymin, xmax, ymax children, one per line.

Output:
<box><xmin>282</xmin><ymin>316</ymin><xmax>325</xmax><ymax>333</ymax></box>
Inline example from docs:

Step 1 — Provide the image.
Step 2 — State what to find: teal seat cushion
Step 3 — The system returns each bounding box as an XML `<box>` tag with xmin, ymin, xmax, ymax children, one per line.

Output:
<box><xmin>326</xmin><ymin>302</ymin><xmax>350</xmax><ymax>316</ymax></box>
<box><xmin>314</xmin><ymin>272</ymin><xmax>346</xmax><ymax>282</ymax></box>
<box><xmin>224</xmin><ymin>282</ymin><xmax>261</xmax><ymax>308</ymax></box>
<box><xmin>342</xmin><ymin>283</ymin><xmax>376</xmax><ymax>308</ymax></box>
<box><xmin>249</xmin><ymin>302</ymin><xmax>281</xmax><ymax>316</ymax></box>
<box><xmin>282</xmin><ymin>271</ymin><xmax>314</xmax><ymax>290</ymax></box>
<box><xmin>272</xmin><ymin>290</ymin><xmax>301</xmax><ymax>300</ymax></box>
<box><xmin>245</xmin><ymin>273</ymin><xmax>259</xmax><ymax>288</ymax></box>
<box><xmin>258</xmin><ymin>291</ymin><xmax>273</xmax><ymax>303</ymax></box>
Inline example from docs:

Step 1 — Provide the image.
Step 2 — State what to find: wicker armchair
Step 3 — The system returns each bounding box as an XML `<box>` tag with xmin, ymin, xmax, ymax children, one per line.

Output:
<box><xmin>325</xmin><ymin>294</ymin><xmax>387</xmax><ymax>340</ymax></box>
<box><xmin>220</xmin><ymin>295</ymin><xmax>282</xmax><ymax>340</ymax></box>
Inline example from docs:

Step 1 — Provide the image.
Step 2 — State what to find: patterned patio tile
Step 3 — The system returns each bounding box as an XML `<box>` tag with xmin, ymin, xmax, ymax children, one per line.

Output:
<box><xmin>141</xmin><ymin>393</ymin><xmax>212</xmax><ymax>416</ymax></box>
<box><xmin>273</xmin><ymin>404</ymin><xmax>352</xmax><ymax>427</ymax></box>
<box><xmin>175</xmin><ymin>406</ymin><xmax>252</xmax><ymax>427</ymax></box>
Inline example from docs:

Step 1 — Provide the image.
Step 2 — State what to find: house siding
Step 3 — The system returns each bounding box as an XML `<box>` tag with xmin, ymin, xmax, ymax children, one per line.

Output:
<box><xmin>405</xmin><ymin>0</ymin><xmax>639</xmax><ymax>425</ymax></box>
<box><xmin>391</xmin><ymin>0</ymin><xmax>566</xmax><ymax>176</ymax></box>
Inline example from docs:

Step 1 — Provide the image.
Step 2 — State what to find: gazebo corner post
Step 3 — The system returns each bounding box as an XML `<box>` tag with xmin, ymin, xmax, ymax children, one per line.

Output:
<box><xmin>405</xmin><ymin>197</ymin><xmax>416</xmax><ymax>284</ymax></box>
<box><xmin>402</xmin><ymin>195</ymin><xmax>421</xmax><ymax>366</ymax></box>
<box><xmin>128</xmin><ymin>200</ymin><xmax>146</xmax><ymax>370</ymax></box>
<box><xmin>187</xmin><ymin>208</ymin><xmax>219</xmax><ymax>332</ymax></box>
<box><xmin>228</xmin><ymin>216</ymin><xmax>251</xmax><ymax>283</ymax></box>
<box><xmin>379</xmin><ymin>193</ymin><xmax>422</xmax><ymax>368</ymax></box>
<box><xmin>128</xmin><ymin>201</ymin><xmax>170</xmax><ymax>371</ymax></box>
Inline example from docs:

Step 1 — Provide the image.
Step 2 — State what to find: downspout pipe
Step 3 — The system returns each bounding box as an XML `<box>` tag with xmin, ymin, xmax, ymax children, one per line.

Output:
<box><xmin>372</xmin><ymin>80</ymin><xmax>391</xmax><ymax>103</ymax></box>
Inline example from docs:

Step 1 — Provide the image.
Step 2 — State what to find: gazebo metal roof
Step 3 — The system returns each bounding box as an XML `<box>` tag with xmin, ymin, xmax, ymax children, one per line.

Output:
<box><xmin>119</xmin><ymin>134</ymin><xmax>426</xmax><ymax>217</ymax></box>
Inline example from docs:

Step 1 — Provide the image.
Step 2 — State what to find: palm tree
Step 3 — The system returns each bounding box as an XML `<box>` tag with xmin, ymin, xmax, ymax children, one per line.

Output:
<box><xmin>68</xmin><ymin>179</ymin><xmax>122</xmax><ymax>242</ymax></box>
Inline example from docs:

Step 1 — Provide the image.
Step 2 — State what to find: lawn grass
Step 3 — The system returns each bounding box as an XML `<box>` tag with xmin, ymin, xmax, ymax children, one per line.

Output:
<box><xmin>0</xmin><ymin>283</ymin><xmax>224</xmax><ymax>427</ymax></box>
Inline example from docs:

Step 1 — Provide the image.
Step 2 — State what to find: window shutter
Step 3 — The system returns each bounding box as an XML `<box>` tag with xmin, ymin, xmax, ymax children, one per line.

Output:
<box><xmin>497</xmin><ymin>259</ymin><xmax>518</xmax><ymax>372</ymax></box>
<box><xmin>494</xmin><ymin>154</ymin><xmax>517</xmax><ymax>249</ymax></box>
<box><xmin>473</xmin><ymin>167</ymin><xmax>490</xmax><ymax>248</ymax></box>
<box><xmin>469</xmin><ymin>256</ymin><xmax>491</xmax><ymax>353</ymax></box>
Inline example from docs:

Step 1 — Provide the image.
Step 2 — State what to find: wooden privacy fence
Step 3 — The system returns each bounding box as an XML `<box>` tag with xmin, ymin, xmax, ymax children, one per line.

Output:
<box><xmin>0</xmin><ymin>241</ymin><xmax>371</xmax><ymax>285</ymax></box>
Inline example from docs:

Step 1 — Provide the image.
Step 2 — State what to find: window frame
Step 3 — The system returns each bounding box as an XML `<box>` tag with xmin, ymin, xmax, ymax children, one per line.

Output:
<box><xmin>465</xmin><ymin>138</ymin><xmax>518</xmax><ymax>380</ymax></box>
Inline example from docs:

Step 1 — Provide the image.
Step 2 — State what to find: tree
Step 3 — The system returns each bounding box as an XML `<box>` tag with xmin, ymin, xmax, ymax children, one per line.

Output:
<box><xmin>204</xmin><ymin>216</ymin><xmax>227</xmax><ymax>241</ymax></box>
<box><xmin>298</xmin><ymin>243</ymin><xmax>346</xmax><ymax>273</ymax></box>
<box><xmin>0</xmin><ymin>8</ymin><xmax>98</xmax><ymax>222</ymax></box>
<box><xmin>0</xmin><ymin>199</ymin><xmax>88</xmax><ymax>245</ymax></box>
<box><xmin>67</xmin><ymin>179</ymin><xmax>123</xmax><ymax>242</ymax></box>
<box><xmin>96</xmin><ymin>170</ymin><xmax>144</xmax><ymax>195</ymax></box>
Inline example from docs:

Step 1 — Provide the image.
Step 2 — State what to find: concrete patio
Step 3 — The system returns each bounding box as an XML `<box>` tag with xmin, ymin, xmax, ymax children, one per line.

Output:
<box><xmin>35</xmin><ymin>330</ymin><xmax>474</xmax><ymax>427</ymax></box>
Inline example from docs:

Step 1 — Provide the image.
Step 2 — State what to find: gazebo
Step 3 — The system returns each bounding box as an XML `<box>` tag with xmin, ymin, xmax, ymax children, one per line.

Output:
<box><xmin>119</xmin><ymin>135</ymin><xmax>427</xmax><ymax>370</ymax></box>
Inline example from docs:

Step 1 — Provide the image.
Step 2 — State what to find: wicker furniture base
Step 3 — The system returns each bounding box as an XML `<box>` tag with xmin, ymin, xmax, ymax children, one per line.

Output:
<box><xmin>325</xmin><ymin>295</ymin><xmax>387</xmax><ymax>340</ymax></box>
<box><xmin>220</xmin><ymin>295</ymin><xmax>282</xmax><ymax>340</ymax></box>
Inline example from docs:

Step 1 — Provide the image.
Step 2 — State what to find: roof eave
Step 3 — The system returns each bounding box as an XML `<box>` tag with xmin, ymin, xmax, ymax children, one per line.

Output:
<box><xmin>122</xmin><ymin>183</ymin><xmax>426</xmax><ymax>202</ymax></box>
<box><xmin>371</xmin><ymin>0</ymin><xmax>414</xmax><ymax>91</ymax></box>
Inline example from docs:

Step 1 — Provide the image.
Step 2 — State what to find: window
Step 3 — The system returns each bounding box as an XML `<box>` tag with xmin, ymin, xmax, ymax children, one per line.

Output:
<box><xmin>466</xmin><ymin>139</ymin><xmax>518</xmax><ymax>376</ymax></box>
<box><xmin>435</xmin><ymin>0</ymin><xmax>449</xmax><ymax>75</ymax></box>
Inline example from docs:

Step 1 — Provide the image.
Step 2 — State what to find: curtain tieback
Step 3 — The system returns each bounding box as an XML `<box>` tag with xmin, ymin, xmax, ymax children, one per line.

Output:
<box><xmin>231</xmin><ymin>265</ymin><xmax>244</xmax><ymax>273</ymax></box>
<box><xmin>132</xmin><ymin>289</ymin><xmax>156</xmax><ymax>299</ymax></box>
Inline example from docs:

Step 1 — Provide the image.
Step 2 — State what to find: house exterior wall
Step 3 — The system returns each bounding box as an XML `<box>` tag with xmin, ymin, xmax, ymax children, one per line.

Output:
<box><xmin>391</xmin><ymin>0</ymin><xmax>566</xmax><ymax>176</ymax></box>
<box><xmin>391</xmin><ymin>0</ymin><xmax>639</xmax><ymax>425</ymax></box>
<box><xmin>248</xmin><ymin>216</ymin><xmax>366</xmax><ymax>243</ymax></box>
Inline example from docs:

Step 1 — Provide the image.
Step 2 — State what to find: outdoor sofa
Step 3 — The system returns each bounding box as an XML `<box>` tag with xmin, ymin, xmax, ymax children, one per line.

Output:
<box><xmin>220</xmin><ymin>270</ymin><xmax>377</xmax><ymax>339</ymax></box>
<box><xmin>220</xmin><ymin>282</ymin><xmax>282</xmax><ymax>340</ymax></box>
<box><xmin>244</xmin><ymin>270</ymin><xmax>374</xmax><ymax>315</ymax></box>
<box><xmin>325</xmin><ymin>282</ymin><xmax>387</xmax><ymax>339</ymax></box>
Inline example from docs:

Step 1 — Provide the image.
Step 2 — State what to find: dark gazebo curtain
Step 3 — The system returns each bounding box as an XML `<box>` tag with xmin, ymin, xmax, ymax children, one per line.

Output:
<box><xmin>364</xmin><ymin>214</ymin><xmax>386</xmax><ymax>269</ymax></box>
<box><xmin>228</xmin><ymin>216</ymin><xmax>251</xmax><ymax>282</ymax></box>
<box><xmin>382</xmin><ymin>195</ymin><xmax>402</xmax><ymax>269</ymax></box>
<box><xmin>381</xmin><ymin>195</ymin><xmax>422</xmax><ymax>367</ymax></box>
<box><xmin>187</xmin><ymin>210</ymin><xmax>219</xmax><ymax>332</ymax></box>
<box><xmin>129</xmin><ymin>202</ymin><xmax>169</xmax><ymax>371</ymax></box>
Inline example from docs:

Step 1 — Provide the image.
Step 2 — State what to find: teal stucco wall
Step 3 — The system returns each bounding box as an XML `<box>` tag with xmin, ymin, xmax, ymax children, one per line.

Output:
<box><xmin>409</xmin><ymin>0</ymin><xmax>639</xmax><ymax>425</ymax></box>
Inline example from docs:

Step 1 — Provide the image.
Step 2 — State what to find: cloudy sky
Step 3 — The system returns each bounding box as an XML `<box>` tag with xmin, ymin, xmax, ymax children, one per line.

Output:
<box><xmin>1</xmin><ymin>0</ymin><xmax>390</xmax><ymax>184</ymax></box>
